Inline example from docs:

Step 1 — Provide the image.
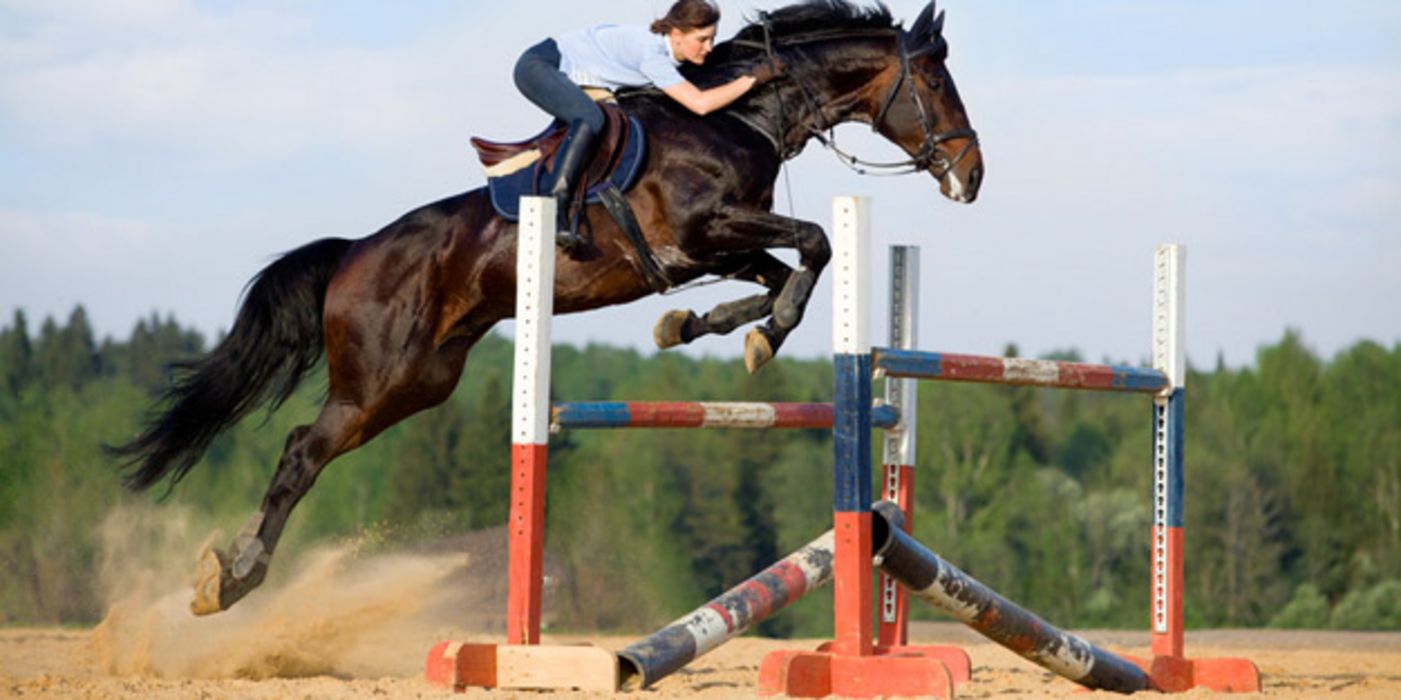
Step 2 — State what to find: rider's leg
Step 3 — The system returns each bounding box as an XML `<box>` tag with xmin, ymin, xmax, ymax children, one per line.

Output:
<box><xmin>513</xmin><ymin>39</ymin><xmax>605</xmax><ymax>250</ymax></box>
<box><xmin>547</xmin><ymin>119</ymin><xmax>598</xmax><ymax>249</ymax></box>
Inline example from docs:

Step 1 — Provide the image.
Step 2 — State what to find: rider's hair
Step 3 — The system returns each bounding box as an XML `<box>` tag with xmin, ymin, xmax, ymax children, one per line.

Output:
<box><xmin>650</xmin><ymin>0</ymin><xmax>720</xmax><ymax>35</ymax></box>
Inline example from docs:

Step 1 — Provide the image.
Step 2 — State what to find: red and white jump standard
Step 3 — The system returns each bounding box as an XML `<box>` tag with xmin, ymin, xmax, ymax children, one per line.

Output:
<box><xmin>427</xmin><ymin>196</ymin><xmax>943</xmax><ymax>693</ymax></box>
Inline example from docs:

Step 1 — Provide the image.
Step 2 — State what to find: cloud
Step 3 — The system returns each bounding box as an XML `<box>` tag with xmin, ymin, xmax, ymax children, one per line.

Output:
<box><xmin>0</xmin><ymin>2</ymin><xmax>484</xmax><ymax>161</ymax></box>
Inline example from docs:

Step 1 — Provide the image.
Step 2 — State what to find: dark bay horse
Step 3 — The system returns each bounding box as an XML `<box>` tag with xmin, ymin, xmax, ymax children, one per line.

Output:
<box><xmin>110</xmin><ymin>0</ymin><xmax>982</xmax><ymax>615</ymax></box>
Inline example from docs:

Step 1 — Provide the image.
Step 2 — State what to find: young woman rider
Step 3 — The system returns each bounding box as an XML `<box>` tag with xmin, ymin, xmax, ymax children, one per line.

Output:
<box><xmin>513</xmin><ymin>0</ymin><xmax>782</xmax><ymax>251</ymax></box>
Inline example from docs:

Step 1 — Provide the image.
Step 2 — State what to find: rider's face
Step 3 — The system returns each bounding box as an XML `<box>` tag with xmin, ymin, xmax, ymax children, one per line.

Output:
<box><xmin>669</xmin><ymin>25</ymin><xmax>716</xmax><ymax>64</ymax></box>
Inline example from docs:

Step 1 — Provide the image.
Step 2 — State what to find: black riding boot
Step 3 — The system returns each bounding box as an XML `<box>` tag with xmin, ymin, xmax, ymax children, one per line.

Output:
<box><xmin>548</xmin><ymin>119</ymin><xmax>598</xmax><ymax>251</ymax></box>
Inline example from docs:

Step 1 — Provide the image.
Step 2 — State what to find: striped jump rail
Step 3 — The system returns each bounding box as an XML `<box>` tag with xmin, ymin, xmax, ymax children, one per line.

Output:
<box><xmin>551</xmin><ymin>401</ymin><xmax>901</xmax><ymax>431</ymax></box>
<box><xmin>872</xmin><ymin>349</ymin><xmax>1170</xmax><ymax>394</ymax></box>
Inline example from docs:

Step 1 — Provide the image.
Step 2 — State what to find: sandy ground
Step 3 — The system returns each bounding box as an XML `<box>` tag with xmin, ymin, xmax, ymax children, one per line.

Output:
<box><xmin>2</xmin><ymin>513</ymin><xmax>1397</xmax><ymax>698</ymax></box>
<box><xmin>3</xmin><ymin>624</ymin><xmax>1399</xmax><ymax>698</ymax></box>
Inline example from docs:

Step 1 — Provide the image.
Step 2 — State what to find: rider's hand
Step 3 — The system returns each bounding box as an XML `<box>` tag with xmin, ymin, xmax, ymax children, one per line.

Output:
<box><xmin>748</xmin><ymin>56</ymin><xmax>786</xmax><ymax>86</ymax></box>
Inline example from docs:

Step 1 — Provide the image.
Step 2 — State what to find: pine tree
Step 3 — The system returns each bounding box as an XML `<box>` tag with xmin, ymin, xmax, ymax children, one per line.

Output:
<box><xmin>0</xmin><ymin>309</ymin><xmax>34</xmax><ymax>395</ymax></box>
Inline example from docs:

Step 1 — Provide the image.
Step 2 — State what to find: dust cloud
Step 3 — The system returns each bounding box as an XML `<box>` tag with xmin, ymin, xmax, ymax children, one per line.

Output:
<box><xmin>89</xmin><ymin>506</ymin><xmax>505</xmax><ymax>680</ymax></box>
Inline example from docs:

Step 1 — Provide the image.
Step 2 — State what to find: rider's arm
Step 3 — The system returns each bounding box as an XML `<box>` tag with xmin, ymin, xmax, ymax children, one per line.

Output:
<box><xmin>662</xmin><ymin>76</ymin><xmax>758</xmax><ymax>116</ymax></box>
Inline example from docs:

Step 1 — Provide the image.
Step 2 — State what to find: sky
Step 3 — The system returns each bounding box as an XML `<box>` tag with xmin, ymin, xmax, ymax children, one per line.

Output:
<box><xmin>1</xmin><ymin>0</ymin><xmax>1398</xmax><ymax>371</ymax></box>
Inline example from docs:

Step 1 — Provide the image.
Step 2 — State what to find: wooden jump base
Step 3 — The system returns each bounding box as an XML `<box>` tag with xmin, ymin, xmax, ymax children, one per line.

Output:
<box><xmin>758</xmin><ymin>197</ymin><xmax>1259</xmax><ymax>697</ymax></box>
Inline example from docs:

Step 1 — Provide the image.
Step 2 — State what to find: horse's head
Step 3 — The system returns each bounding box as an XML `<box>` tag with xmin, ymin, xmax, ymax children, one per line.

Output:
<box><xmin>693</xmin><ymin>1</ymin><xmax>983</xmax><ymax>203</ymax></box>
<box><xmin>869</xmin><ymin>2</ymin><xmax>983</xmax><ymax>203</ymax></box>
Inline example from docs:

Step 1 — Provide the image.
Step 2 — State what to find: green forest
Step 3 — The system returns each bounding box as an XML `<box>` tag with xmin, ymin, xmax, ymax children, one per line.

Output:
<box><xmin>0</xmin><ymin>305</ymin><xmax>1398</xmax><ymax>635</ymax></box>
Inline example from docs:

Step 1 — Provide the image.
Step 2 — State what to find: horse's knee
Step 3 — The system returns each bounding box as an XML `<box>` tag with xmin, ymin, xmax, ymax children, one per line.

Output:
<box><xmin>795</xmin><ymin>224</ymin><xmax>830</xmax><ymax>269</ymax></box>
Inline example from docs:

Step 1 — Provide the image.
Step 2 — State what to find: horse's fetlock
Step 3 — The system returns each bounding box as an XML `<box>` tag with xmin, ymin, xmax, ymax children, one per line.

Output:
<box><xmin>773</xmin><ymin>302</ymin><xmax>802</xmax><ymax>329</ymax></box>
<box><xmin>231</xmin><ymin>537</ymin><xmax>267</xmax><ymax>579</ymax></box>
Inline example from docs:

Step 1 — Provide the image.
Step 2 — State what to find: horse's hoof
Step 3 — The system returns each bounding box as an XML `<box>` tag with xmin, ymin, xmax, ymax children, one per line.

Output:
<box><xmin>654</xmin><ymin>310</ymin><xmax>696</xmax><ymax>349</ymax></box>
<box><xmin>189</xmin><ymin>532</ymin><xmax>270</xmax><ymax>616</ymax></box>
<box><xmin>191</xmin><ymin>539</ymin><xmax>230</xmax><ymax>616</ymax></box>
<box><xmin>744</xmin><ymin>328</ymin><xmax>774</xmax><ymax>374</ymax></box>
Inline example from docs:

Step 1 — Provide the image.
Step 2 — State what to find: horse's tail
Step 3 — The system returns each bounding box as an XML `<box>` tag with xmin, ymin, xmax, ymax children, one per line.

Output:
<box><xmin>108</xmin><ymin>237</ymin><xmax>354</xmax><ymax>492</ymax></box>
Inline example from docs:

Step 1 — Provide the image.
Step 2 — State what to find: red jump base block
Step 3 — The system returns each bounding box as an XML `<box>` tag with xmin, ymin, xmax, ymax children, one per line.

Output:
<box><xmin>815</xmin><ymin>641</ymin><xmax>972</xmax><ymax>685</ymax></box>
<box><xmin>426</xmin><ymin>640</ymin><xmax>619</xmax><ymax>692</ymax></box>
<box><xmin>1126</xmin><ymin>654</ymin><xmax>1262</xmax><ymax>694</ymax></box>
<box><xmin>426</xmin><ymin>641</ymin><xmax>494</xmax><ymax>691</ymax></box>
<box><xmin>758</xmin><ymin>648</ymin><xmax>955</xmax><ymax>698</ymax></box>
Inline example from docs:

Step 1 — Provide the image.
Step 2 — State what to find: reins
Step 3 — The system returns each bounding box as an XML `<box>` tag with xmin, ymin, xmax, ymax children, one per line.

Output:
<box><xmin>744</xmin><ymin>18</ymin><xmax>979</xmax><ymax>178</ymax></box>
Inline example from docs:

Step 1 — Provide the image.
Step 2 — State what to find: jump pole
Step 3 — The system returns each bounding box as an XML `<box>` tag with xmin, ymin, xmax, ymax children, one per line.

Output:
<box><xmin>551</xmin><ymin>401</ymin><xmax>900</xmax><ymax>430</ymax></box>
<box><xmin>868</xmin><ymin>502</ymin><xmax>1152</xmax><ymax>692</ymax></box>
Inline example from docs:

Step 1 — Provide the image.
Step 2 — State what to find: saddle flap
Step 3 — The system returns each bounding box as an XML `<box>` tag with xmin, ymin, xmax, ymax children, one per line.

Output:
<box><xmin>470</xmin><ymin>125</ymin><xmax>565</xmax><ymax>171</ymax></box>
<box><xmin>472</xmin><ymin>102</ymin><xmax>635</xmax><ymax>183</ymax></box>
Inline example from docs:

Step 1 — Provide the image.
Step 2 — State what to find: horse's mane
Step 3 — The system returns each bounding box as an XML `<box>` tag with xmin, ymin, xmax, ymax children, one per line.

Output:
<box><xmin>680</xmin><ymin>1</ymin><xmax>897</xmax><ymax>85</ymax></box>
<box><xmin>730</xmin><ymin>0</ymin><xmax>895</xmax><ymax>46</ymax></box>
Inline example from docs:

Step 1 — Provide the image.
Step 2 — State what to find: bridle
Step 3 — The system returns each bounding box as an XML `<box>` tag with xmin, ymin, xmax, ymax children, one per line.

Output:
<box><xmin>741</xmin><ymin>15</ymin><xmax>979</xmax><ymax>179</ymax></box>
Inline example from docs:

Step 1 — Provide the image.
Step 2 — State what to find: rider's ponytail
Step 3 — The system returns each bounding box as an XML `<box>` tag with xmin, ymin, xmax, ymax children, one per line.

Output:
<box><xmin>650</xmin><ymin>0</ymin><xmax>720</xmax><ymax>34</ymax></box>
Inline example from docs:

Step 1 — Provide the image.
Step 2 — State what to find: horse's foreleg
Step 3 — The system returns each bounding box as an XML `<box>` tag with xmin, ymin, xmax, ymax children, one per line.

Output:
<box><xmin>653</xmin><ymin>253</ymin><xmax>792</xmax><ymax>348</ymax></box>
<box><xmin>703</xmin><ymin>205</ymin><xmax>831</xmax><ymax>372</ymax></box>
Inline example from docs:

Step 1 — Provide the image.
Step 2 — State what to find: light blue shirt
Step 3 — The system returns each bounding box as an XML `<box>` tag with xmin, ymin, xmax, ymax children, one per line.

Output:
<box><xmin>555</xmin><ymin>25</ymin><xmax>686</xmax><ymax>90</ymax></box>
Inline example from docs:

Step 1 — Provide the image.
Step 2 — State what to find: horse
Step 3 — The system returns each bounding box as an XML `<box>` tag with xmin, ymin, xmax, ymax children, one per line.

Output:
<box><xmin>109</xmin><ymin>0</ymin><xmax>983</xmax><ymax>616</ymax></box>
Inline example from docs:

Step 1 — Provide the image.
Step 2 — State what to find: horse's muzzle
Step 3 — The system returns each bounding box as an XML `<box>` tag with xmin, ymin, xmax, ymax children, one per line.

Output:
<box><xmin>939</xmin><ymin>160</ymin><xmax>982</xmax><ymax>204</ymax></box>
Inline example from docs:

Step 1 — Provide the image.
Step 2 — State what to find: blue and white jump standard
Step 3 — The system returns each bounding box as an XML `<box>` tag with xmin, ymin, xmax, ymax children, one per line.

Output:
<box><xmin>758</xmin><ymin>198</ymin><xmax>962</xmax><ymax>698</ymax></box>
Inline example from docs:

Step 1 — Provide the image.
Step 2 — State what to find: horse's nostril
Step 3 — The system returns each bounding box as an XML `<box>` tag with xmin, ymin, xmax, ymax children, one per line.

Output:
<box><xmin>968</xmin><ymin>165</ymin><xmax>983</xmax><ymax>191</ymax></box>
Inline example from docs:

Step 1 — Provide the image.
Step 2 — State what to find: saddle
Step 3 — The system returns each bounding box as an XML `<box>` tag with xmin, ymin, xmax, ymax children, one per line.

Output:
<box><xmin>471</xmin><ymin>99</ymin><xmax>648</xmax><ymax>222</ymax></box>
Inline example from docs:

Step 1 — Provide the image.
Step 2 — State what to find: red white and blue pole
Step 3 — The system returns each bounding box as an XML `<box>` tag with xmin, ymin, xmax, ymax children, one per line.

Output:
<box><xmin>550</xmin><ymin>401</ymin><xmax>900</xmax><ymax>430</ymax></box>
<box><xmin>617</xmin><ymin>529</ymin><xmax>836</xmax><ymax>689</ymax></box>
<box><xmin>872</xmin><ymin>350</ymin><xmax>1169</xmax><ymax>394</ymax></box>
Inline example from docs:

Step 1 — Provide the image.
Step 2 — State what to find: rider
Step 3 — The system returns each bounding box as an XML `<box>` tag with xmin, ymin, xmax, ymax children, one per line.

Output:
<box><xmin>514</xmin><ymin>0</ymin><xmax>783</xmax><ymax>251</ymax></box>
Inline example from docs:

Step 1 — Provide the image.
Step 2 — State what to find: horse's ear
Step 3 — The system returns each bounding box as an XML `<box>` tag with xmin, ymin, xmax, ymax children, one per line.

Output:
<box><xmin>908</xmin><ymin>2</ymin><xmax>935</xmax><ymax>43</ymax></box>
<box><xmin>931</xmin><ymin>9</ymin><xmax>945</xmax><ymax>40</ymax></box>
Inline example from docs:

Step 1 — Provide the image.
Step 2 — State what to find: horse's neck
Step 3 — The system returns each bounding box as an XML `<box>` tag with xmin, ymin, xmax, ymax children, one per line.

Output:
<box><xmin>770</xmin><ymin>48</ymin><xmax>890</xmax><ymax>156</ymax></box>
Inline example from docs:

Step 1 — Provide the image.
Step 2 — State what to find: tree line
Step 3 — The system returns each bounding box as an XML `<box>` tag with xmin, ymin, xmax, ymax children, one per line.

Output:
<box><xmin>0</xmin><ymin>306</ymin><xmax>1397</xmax><ymax>633</ymax></box>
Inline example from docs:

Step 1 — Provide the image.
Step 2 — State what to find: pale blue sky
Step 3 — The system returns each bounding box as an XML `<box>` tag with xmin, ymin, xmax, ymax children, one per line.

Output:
<box><xmin>2</xmin><ymin>1</ymin><xmax>1398</xmax><ymax>368</ymax></box>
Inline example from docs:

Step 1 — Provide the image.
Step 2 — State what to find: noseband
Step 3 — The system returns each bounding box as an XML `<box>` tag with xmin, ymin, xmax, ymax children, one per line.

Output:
<box><xmin>865</xmin><ymin>37</ymin><xmax>979</xmax><ymax>177</ymax></box>
<box><xmin>747</xmin><ymin>17</ymin><xmax>979</xmax><ymax>178</ymax></box>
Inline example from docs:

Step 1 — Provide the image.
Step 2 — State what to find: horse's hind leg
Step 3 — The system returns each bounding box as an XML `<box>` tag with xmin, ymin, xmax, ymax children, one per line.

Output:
<box><xmin>190</xmin><ymin>400</ymin><xmax>368</xmax><ymax>615</ymax></box>
<box><xmin>191</xmin><ymin>334</ymin><xmax>475</xmax><ymax>615</ymax></box>
<box><xmin>653</xmin><ymin>253</ymin><xmax>792</xmax><ymax>348</ymax></box>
